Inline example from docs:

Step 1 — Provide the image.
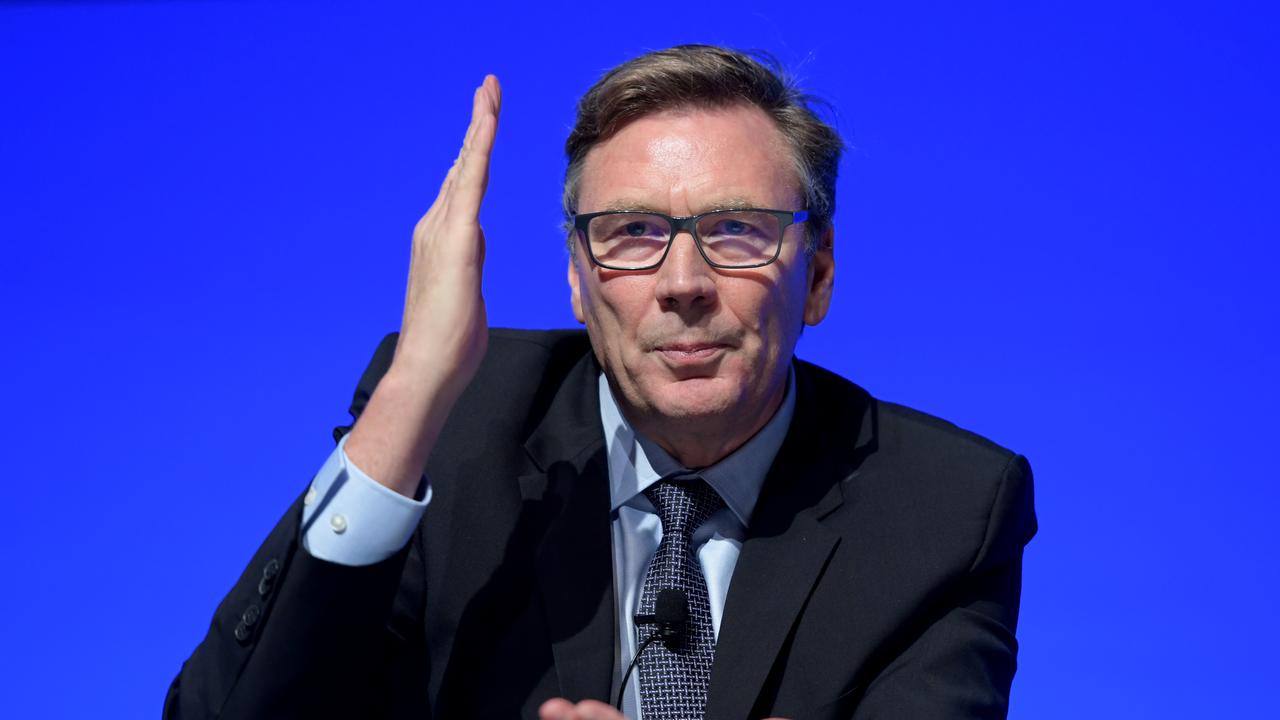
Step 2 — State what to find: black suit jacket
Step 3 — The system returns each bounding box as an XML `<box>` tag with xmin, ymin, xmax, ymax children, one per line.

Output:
<box><xmin>166</xmin><ymin>329</ymin><xmax>1037</xmax><ymax>719</ymax></box>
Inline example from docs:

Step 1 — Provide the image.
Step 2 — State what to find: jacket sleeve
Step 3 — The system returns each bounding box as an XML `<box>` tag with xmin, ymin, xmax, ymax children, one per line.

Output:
<box><xmin>164</xmin><ymin>333</ymin><xmax>420</xmax><ymax>719</ymax></box>
<box><xmin>850</xmin><ymin>454</ymin><xmax>1038</xmax><ymax>720</ymax></box>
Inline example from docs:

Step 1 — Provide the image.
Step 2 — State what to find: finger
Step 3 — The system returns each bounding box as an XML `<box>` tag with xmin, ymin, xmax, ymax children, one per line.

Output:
<box><xmin>468</xmin><ymin>78</ymin><xmax>497</xmax><ymax>155</ymax></box>
<box><xmin>573</xmin><ymin>700</ymin><xmax>626</xmax><ymax>719</ymax></box>
<box><xmin>538</xmin><ymin>698</ymin><xmax>576</xmax><ymax>720</ymax></box>
<box><xmin>482</xmin><ymin>74</ymin><xmax>502</xmax><ymax>119</ymax></box>
<box><xmin>434</xmin><ymin>156</ymin><xmax>460</xmax><ymax>214</ymax></box>
<box><xmin>448</xmin><ymin>101</ymin><xmax>498</xmax><ymax>216</ymax></box>
<box><xmin>440</xmin><ymin>86</ymin><xmax>483</xmax><ymax>208</ymax></box>
<box><xmin>464</xmin><ymin>75</ymin><xmax>498</xmax><ymax>152</ymax></box>
<box><xmin>462</xmin><ymin>85</ymin><xmax>485</xmax><ymax>152</ymax></box>
<box><xmin>455</xmin><ymin>76</ymin><xmax>500</xmax><ymax>182</ymax></box>
<box><xmin>419</xmin><ymin>160</ymin><xmax>459</xmax><ymax>231</ymax></box>
<box><xmin>423</xmin><ymin>88</ymin><xmax>478</xmax><ymax>223</ymax></box>
<box><xmin>436</xmin><ymin>77</ymin><xmax>500</xmax><ymax>224</ymax></box>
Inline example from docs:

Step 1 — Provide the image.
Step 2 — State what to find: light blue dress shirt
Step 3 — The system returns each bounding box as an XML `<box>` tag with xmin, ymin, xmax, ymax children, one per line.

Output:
<box><xmin>300</xmin><ymin>368</ymin><xmax>796</xmax><ymax>719</ymax></box>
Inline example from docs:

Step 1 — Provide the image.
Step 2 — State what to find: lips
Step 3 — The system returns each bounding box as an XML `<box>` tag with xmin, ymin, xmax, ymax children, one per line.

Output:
<box><xmin>652</xmin><ymin>341</ymin><xmax>731</xmax><ymax>365</ymax></box>
<box><xmin>657</xmin><ymin>342</ymin><xmax>726</xmax><ymax>355</ymax></box>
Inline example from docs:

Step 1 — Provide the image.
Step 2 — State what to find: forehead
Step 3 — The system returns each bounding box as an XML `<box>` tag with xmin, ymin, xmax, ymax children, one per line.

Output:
<box><xmin>577</xmin><ymin>104</ymin><xmax>801</xmax><ymax>213</ymax></box>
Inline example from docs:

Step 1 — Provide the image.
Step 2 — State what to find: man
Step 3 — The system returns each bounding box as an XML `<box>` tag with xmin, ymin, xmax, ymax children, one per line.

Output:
<box><xmin>167</xmin><ymin>45</ymin><xmax>1037</xmax><ymax>720</ymax></box>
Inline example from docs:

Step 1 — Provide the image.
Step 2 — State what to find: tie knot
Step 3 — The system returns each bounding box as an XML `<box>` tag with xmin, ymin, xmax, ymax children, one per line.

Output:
<box><xmin>643</xmin><ymin>477</ymin><xmax>725</xmax><ymax>538</ymax></box>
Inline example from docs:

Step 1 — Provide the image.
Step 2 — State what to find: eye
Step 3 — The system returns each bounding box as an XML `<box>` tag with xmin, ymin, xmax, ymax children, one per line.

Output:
<box><xmin>625</xmin><ymin>222</ymin><xmax>652</xmax><ymax>237</ymax></box>
<box><xmin>711</xmin><ymin>218</ymin><xmax>760</xmax><ymax>236</ymax></box>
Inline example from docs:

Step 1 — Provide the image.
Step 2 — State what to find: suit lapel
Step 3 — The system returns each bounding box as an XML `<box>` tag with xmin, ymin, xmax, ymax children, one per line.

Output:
<box><xmin>706</xmin><ymin>361</ymin><xmax>876</xmax><ymax>720</ymax></box>
<box><xmin>519</xmin><ymin>353</ymin><xmax>617</xmax><ymax>705</ymax></box>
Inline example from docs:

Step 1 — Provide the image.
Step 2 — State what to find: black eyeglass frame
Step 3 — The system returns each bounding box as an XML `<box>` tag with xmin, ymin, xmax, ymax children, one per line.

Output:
<box><xmin>571</xmin><ymin>208</ymin><xmax>810</xmax><ymax>271</ymax></box>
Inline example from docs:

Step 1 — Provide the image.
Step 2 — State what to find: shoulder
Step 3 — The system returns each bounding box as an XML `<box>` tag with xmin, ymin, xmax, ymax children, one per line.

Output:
<box><xmin>796</xmin><ymin>358</ymin><xmax>1019</xmax><ymax>473</ymax></box>
<box><xmin>794</xmin><ymin>359</ymin><xmax>1031</xmax><ymax>540</ymax></box>
<box><xmin>796</xmin><ymin>359</ymin><xmax>1037</xmax><ymax>573</ymax></box>
<box><xmin>876</xmin><ymin>399</ymin><xmax>1020</xmax><ymax>474</ymax></box>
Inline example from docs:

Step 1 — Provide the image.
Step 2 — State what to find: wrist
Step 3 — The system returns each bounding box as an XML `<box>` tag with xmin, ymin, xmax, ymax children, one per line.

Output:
<box><xmin>344</xmin><ymin>366</ymin><xmax>455</xmax><ymax>498</ymax></box>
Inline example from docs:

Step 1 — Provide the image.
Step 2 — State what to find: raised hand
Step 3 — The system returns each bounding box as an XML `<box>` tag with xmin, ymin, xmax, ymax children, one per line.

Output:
<box><xmin>398</xmin><ymin>75</ymin><xmax>501</xmax><ymax>383</ymax></box>
<box><xmin>344</xmin><ymin>76</ymin><xmax>502</xmax><ymax>498</ymax></box>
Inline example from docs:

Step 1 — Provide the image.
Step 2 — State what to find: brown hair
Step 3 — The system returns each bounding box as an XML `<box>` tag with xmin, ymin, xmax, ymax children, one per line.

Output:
<box><xmin>563</xmin><ymin>44</ymin><xmax>844</xmax><ymax>252</ymax></box>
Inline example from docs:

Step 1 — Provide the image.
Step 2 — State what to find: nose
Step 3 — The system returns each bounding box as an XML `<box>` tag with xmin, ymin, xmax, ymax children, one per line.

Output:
<box><xmin>653</xmin><ymin>230</ymin><xmax>718</xmax><ymax>313</ymax></box>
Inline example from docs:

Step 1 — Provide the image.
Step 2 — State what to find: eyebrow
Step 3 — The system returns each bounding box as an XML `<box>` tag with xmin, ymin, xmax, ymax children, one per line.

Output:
<box><xmin>599</xmin><ymin>197</ymin><xmax>761</xmax><ymax>214</ymax></box>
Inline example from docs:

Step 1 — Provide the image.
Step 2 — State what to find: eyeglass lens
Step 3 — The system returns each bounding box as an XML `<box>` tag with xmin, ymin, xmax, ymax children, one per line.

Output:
<box><xmin>586</xmin><ymin>211</ymin><xmax>784</xmax><ymax>269</ymax></box>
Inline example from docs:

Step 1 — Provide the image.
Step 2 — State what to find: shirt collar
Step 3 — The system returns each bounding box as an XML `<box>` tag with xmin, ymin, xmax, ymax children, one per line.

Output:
<box><xmin>598</xmin><ymin>367</ymin><xmax>796</xmax><ymax>528</ymax></box>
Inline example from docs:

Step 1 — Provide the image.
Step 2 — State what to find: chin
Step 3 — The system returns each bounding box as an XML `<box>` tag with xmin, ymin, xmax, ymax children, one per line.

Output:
<box><xmin>643</xmin><ymin>376</ymin><xmax>741</xmax><ymax>420</ymax></box>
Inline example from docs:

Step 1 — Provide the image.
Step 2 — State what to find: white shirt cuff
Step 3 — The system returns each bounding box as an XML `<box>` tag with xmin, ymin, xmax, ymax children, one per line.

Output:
<box><xmin>301</xmin><ymin>433</ymin><xmax>431</xmax><ymax>566</ymax></box>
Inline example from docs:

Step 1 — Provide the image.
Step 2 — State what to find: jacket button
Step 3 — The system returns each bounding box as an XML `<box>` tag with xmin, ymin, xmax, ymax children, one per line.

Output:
<box><xmin>241</xmin><ymin>604</ymin><xmax>262</xmax><ymax>628</ymax></box>
<box><xmin>234</xmin><ymin>622</ymin><xmax>251</xmax><ymax>644</ymax></box>
<box><xmin>259</xmin><ymin>558</ymin><xmax>281</xmax><ymax>596</ymax></box>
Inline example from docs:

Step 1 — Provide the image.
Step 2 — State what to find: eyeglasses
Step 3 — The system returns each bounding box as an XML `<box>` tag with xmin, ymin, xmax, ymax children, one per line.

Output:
<box><xmin>571</xmin><ymin>208</ymin><xmax>809</xmax><ymax>271</ymax></box>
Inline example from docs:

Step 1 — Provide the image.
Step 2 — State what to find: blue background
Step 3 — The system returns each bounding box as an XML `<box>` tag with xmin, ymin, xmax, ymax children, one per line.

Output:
<box><xmin>2</xmin><ymin>1</ymin><xmax>1276</xmax><ymax>717</ymax></box>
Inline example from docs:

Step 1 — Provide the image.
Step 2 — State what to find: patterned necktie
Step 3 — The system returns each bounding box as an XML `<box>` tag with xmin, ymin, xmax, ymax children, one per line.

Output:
<box><xmin>637</xmin><ymin>476</ymin><xmax>726</xmax><ymax>720</ymax></box>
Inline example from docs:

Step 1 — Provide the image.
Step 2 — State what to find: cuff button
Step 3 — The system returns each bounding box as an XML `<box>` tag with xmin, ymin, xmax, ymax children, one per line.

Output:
<box><xmin>329</xmin><ymin>513</ymin><xmax>348</xmax><ymax>534</ymax></box>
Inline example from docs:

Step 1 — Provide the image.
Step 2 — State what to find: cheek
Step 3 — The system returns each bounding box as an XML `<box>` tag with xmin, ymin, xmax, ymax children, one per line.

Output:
<box><xmin>726</xmin><ymin>278</ymin><xmax>791</xmax><ymax>335</ymax></box>
<box><xmin>731</xmin><ymin>271</ymin><xmax>808</xmax><ymax>354</ymax></box>
<box><xmin>585</xmin><ymin>275</ymin><xmax>653</xmax><ymax>345</ymax></box>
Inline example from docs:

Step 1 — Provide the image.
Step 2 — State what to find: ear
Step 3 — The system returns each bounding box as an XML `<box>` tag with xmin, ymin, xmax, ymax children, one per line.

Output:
<box><xmin>803</xmin><ymin>226</ymin><xmax>835</xmax><ymax>326</ymax></box>
<box><xmin>567</xmin><ymin>248</ymin><xmax>586</xmax><ymax>324</ymax></box>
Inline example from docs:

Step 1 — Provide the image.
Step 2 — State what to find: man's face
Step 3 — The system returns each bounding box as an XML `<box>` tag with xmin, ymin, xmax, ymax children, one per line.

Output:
<box><xmin>568</xmin><ymin>104</ymin><xmax>835</xmax><ymax>456</ymax></box>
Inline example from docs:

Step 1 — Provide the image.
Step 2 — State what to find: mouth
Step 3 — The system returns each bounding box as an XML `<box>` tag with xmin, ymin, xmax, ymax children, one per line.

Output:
<box><xmin>652</xmin><ymin>341</ymin><xmax>731</xmax><ymax>365</ymax></box>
